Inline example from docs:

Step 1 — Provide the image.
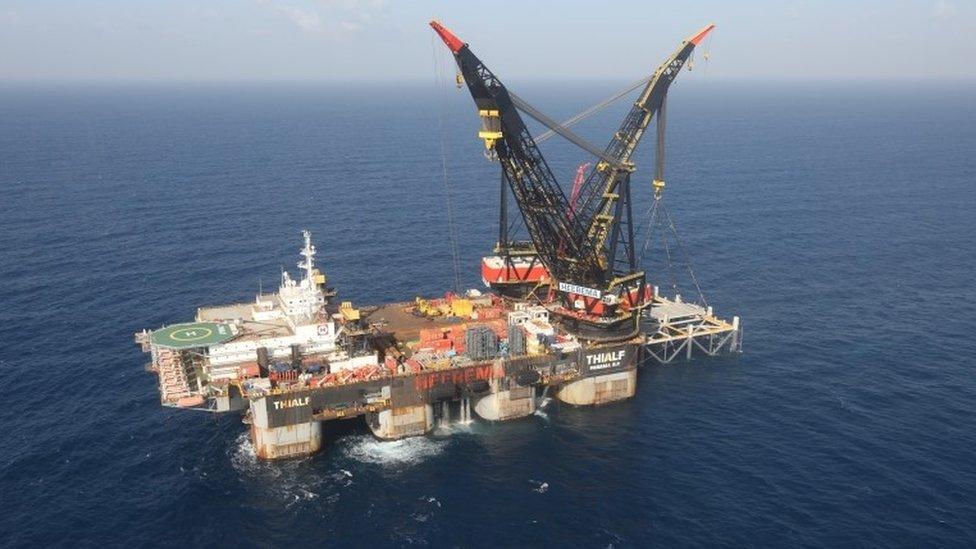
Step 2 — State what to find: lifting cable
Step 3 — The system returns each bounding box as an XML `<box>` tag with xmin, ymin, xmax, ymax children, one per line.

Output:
<box><xmin>662</xmin><ymin>204</ymin><xmax>708</xmax><ymax>307</ymax></box>
<box><xmin>432</xmin><ymin>35</ymin><xmax>462</xmax><ymax>292</ymax></box>
<box><xmin>636</xmin><ymin>194</ymin><xmax>709</xmax><ymax>308</ymax></box>
<box><xmin>533</xmin><ymin>30</ymin><xmax>716</xmax><ymax>145</ymax></box>
<box><xmin>702</xmin><ymin>31</ymin><xmax>714</xmax><ymax>75</ymax></box>
<box><xmin>660</xmin><ymin>213</ymin><xmax>682</xmax><ymax>303</ymax></box>
<box><xmin>533</xmin><ymin>75</ymin><xmax>653</xmax><ymax>144</ymax></box>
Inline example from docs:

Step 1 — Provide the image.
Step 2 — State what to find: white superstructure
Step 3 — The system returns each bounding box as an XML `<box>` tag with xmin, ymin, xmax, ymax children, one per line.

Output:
<box><xmin>193</xmin><ymin>230</ymin><xmax>374</xmax><ymax>377</ymax></box>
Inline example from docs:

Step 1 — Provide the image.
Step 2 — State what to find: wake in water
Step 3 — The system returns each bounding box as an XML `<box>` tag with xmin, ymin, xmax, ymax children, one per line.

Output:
<box><xmin>529</xmin><ymin>479</ymin><xmax>549</xmax><ymax>493</ymax></box>
<box><xmin>535</xmin><ymin>386</ymin><xmax>553</xmax><ymax>420</ymax></box>
<box><xmin>433</xmin><ymin>422</ymin><xmax>475</xmax><ymax>436</ymax></box>
<box><xmin>228</xmin><ymin>432</ymin><xmax>348</xmax><ymax>508</ymax></box>
<box><xmin>339</xmin><ymin>434</ymin><xmax>448</xmax><ymax>466</ymax></box>
<box><xmin>435</xmin><ymin>400</ymin><xmax>475</xmax><ymax>433</ymax></box>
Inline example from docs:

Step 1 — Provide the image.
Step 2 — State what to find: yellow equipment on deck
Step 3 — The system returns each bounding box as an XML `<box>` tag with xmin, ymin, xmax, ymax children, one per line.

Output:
<box><xmin>415</xmin><ymin>297</ymin><xmax>444</xmax><ymax>317</ymax></box>
<box><xmin>339</xmin><ymin>301</ymin><xmax>360</xmax><ymax>321</ymax></box>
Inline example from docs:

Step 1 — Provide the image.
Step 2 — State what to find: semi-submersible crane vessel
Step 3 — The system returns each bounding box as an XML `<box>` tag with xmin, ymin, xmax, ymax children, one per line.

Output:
<box><xmin>135</xmin><ymin>21</ymin><xmax>741</xmax><ymax>459</ymax></box>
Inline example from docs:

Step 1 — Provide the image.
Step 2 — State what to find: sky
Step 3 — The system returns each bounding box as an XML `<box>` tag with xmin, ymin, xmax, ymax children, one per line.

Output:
<box><xmin>0</xmin><ymin>0</ymin><xmax>973</xmax><ymax>81</ymax></box>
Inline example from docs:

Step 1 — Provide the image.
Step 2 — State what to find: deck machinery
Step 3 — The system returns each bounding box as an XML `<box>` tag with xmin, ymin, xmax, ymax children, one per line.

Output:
<box><xmin>135</xmin><ymin>22</ymin><xmax>740</xmax><ymax>460</ymax></box>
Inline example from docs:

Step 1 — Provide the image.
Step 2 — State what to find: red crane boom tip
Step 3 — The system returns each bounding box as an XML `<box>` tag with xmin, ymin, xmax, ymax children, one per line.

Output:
<box><xmin>429</xmin><ymin>20</ymin><xmax>465</xmax><ymax>53</ymax></box>
<box><xmin>689</xmin><ymin>23</ymin><xmax>716</xmax><ymax>45</ymax></box>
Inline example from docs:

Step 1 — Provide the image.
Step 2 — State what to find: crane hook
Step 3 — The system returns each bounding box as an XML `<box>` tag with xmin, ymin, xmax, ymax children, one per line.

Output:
<box><xmin>653</xmin><ymin>179</ymin><xmax>666</xmax><ymax>200</ymax></box>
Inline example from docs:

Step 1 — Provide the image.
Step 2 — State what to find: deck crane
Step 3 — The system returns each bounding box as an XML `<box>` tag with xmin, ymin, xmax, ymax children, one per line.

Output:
<box><xmin>431</xmin><ymin>20</ymin><xmax>713</xmax><ymax>340</ymax></box>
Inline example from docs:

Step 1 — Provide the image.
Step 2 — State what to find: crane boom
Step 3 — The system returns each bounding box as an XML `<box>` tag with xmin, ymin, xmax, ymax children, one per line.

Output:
<box><xmin>574</xmin><ymin>24</ymin><xmax>714</xmax><ymax>278</ymax></box>
<box><xmin>431</xmin><ymin>20</ymin><xmax>714</xmax><ymax>335</ymax></box>
<box><xmin>430</xmin><ymin>20</ymin><xmax>601</xmax><ymax>284</ymax></box>
<box><xmin>507</xmin><ymin>92</ymin><xmax>622</xmax><ymax>168</ymax></box>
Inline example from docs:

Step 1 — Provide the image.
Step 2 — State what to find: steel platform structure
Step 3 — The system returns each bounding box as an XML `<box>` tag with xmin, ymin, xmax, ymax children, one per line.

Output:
<box><xmin>640</xmin><ymin>287</ymin><xmax>741</xmax><ymax>364</ymax></box>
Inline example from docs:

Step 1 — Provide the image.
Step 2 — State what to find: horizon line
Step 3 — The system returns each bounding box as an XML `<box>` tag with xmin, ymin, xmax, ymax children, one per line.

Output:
<box><xmin>2</xmin><ymin>76</ymin><xmax>975</xmax><ymax>85</ymax></box>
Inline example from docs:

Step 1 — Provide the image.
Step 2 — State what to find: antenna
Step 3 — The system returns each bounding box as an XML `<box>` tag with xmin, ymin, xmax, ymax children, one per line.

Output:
<box><xmin>300</xmin><ymin>229</ymin><xmax>316</xmax><ymax>284</ymax></box>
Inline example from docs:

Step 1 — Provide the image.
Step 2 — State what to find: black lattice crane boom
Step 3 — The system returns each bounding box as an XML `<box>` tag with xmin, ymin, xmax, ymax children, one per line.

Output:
<box><xmin>430</xmin><ymin>20</ymin><xmax>603</xmax><ymax>285</ymax></box>
<box><xmin>573</xmin><ymin>24</ymin><xmax>715</xmax><ymax>284</ymax></box>
<box><xmin>431</xmin><ymin>20</ymin><xmax>713</xmax><ymax>339</ymax></box>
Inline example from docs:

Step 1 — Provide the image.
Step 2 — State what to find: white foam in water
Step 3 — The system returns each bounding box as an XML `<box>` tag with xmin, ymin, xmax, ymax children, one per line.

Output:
<box><xmin>230</xmin><ymin>432</ymin><xmax>266</xmax><ymax>475</ymax></box>
<box><xmin>330</xmin><ymin>469</ymin><xmax>354</xmax><ymax>487</ymax></box>
<box><xmin>341</xmin><ymin>434</ymin><xmax>447</xmax><ymax>466</ymax></box>
<box><xmin>534</xmin><ymin>396</ymin><xmax>553</xmax><ymax>420</ymax></box>
<box><xmin>285</xmin><ymin>488</ymin><xmax>320</xmax><ymax>509</ymax></box>
<box><xmin>529</xmin><ymin>479</ymin><xmax>549</xmax><ymax>493</ymax></box>
<box><xmin>433</xmin><ymin>420</ymin><xmax>477</xmax><ymax>437</ymax></box>
<box><xmin>229</xmin><ymin>432</ymin><xmax>338</xmax><ymax>508</ymax></box>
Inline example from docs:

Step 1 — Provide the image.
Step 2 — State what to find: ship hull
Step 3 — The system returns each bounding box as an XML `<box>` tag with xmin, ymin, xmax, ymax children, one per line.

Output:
<box><xmin>244</xmin><ymin>341</ymin><xmax>640</xmax><ymax>458</ymax></box>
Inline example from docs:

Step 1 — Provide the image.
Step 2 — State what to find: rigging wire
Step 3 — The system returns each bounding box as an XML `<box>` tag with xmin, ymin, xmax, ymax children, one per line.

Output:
<box><xmin>533</xmin><ymin>74</ymin><xmax>653</xmax><ymax>144</ymax></box>
<box><xmin>636</xmin><ymin>196</ymin><xmax>708</xmax><ymax>308</ymax></box>
<box><xmin>636</xmin><ymin>199</ymin><xmax>660</xmax><ymax>263</ymax></box>
<box><xmin>661</xmin><ymin>204</ymin><xmax>708</xmax><ymax>307</ymax></box>
<box><xmin>661</xmin><ymin>218</ymin><xmax>681</xmax><ymax>298</ymax></box>
<box><xmin>702</xmin><ymin>30</ymin><xmax>714</xmax><ymax>76</ymax></box>
<box><xmin>431</xmin><ymin>35</ymin><xmax>462</xmax><ymax>292</ymax></box>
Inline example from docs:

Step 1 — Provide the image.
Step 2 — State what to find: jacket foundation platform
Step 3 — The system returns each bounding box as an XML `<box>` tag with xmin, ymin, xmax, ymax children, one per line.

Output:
<box><xmin>135</xmin><ymin>232</ymin><xmax>740</xmax><ymax>460</ymax></box>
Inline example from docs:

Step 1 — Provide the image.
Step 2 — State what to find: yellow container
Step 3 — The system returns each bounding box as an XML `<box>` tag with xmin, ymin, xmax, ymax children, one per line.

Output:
<box><xmin>450</xmin><ymin>298</ymin><xmax>473</xmax><ymax>317</ymax></box>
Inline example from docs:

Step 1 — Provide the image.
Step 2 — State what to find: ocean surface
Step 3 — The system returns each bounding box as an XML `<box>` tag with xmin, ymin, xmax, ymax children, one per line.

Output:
<box><xmin>1</xmin><ymin>79</ymin><xmax>975</xmax><ymax>547</ymax></box>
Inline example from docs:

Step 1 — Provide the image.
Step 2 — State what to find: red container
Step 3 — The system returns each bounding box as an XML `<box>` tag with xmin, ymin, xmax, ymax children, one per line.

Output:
<box><xmin>269</xmin><ymin>370</ymin><xmax>297</xmax><ymax>382</ymax></box>
<box><xmin>478</xmin><ymin>307</ymin><xmax>501</xmax><ymax>320</ymax></box>
<box><xmin>420</xmin><ymin>328</ymin><xmax>447</xmax><ymax>343</ymax></box>
<box><xmin>238</xmin><ymin>362</ymin><xmax>260</xmax><ymax>379</ymax></box>
<box><xmin>314</xmin><ymin>373</ymin><xmax>336</xmax><ymax>387</ymax></box>
<box><xmin>432</xmin><ymin>338</ymin><xmax>453</xmax><ymax>352</ymax></box>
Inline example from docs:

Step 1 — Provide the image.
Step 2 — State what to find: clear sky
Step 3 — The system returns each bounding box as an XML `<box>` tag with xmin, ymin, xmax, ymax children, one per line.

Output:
<box><xmin>0</xmin><ymin>0</ymin><xmax>973</xmax><ymax>81</ymax></box>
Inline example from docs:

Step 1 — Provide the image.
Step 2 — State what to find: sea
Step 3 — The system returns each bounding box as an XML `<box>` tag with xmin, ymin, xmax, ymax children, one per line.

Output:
<box><xmin>1</xmin><ymin>79</ymin><xmax>974</xmax><ymax>547</ymax></box>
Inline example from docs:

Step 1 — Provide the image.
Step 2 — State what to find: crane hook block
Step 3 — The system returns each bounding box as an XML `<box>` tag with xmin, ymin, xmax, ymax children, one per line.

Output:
<box><xmin>653</xmin><ymin>179</ymin><xmax>666</xmax><ymax>198</ymax></box>
<box><xmin>478</xmin><ymin>109</ymin><xmax>503</xmax><ymax>150</ymax></box>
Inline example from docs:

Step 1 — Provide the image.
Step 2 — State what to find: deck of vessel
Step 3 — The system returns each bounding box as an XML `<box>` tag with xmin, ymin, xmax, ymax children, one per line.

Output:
<box><xmin>362</xmin><ymin>302</ymin><xmax>466</xmax><ymax>344</ymax></box>
<box><xmin>196</xmin><ymin>296</ymin><xmax>295</xmax><ymax>340</ymax></box>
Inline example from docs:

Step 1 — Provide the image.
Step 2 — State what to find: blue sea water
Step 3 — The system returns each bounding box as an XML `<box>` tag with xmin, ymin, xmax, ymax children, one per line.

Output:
<box><xmin>1</xmin><ymin>80</ymin><xmax>975</xmax><ymax>547</ymax></box>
